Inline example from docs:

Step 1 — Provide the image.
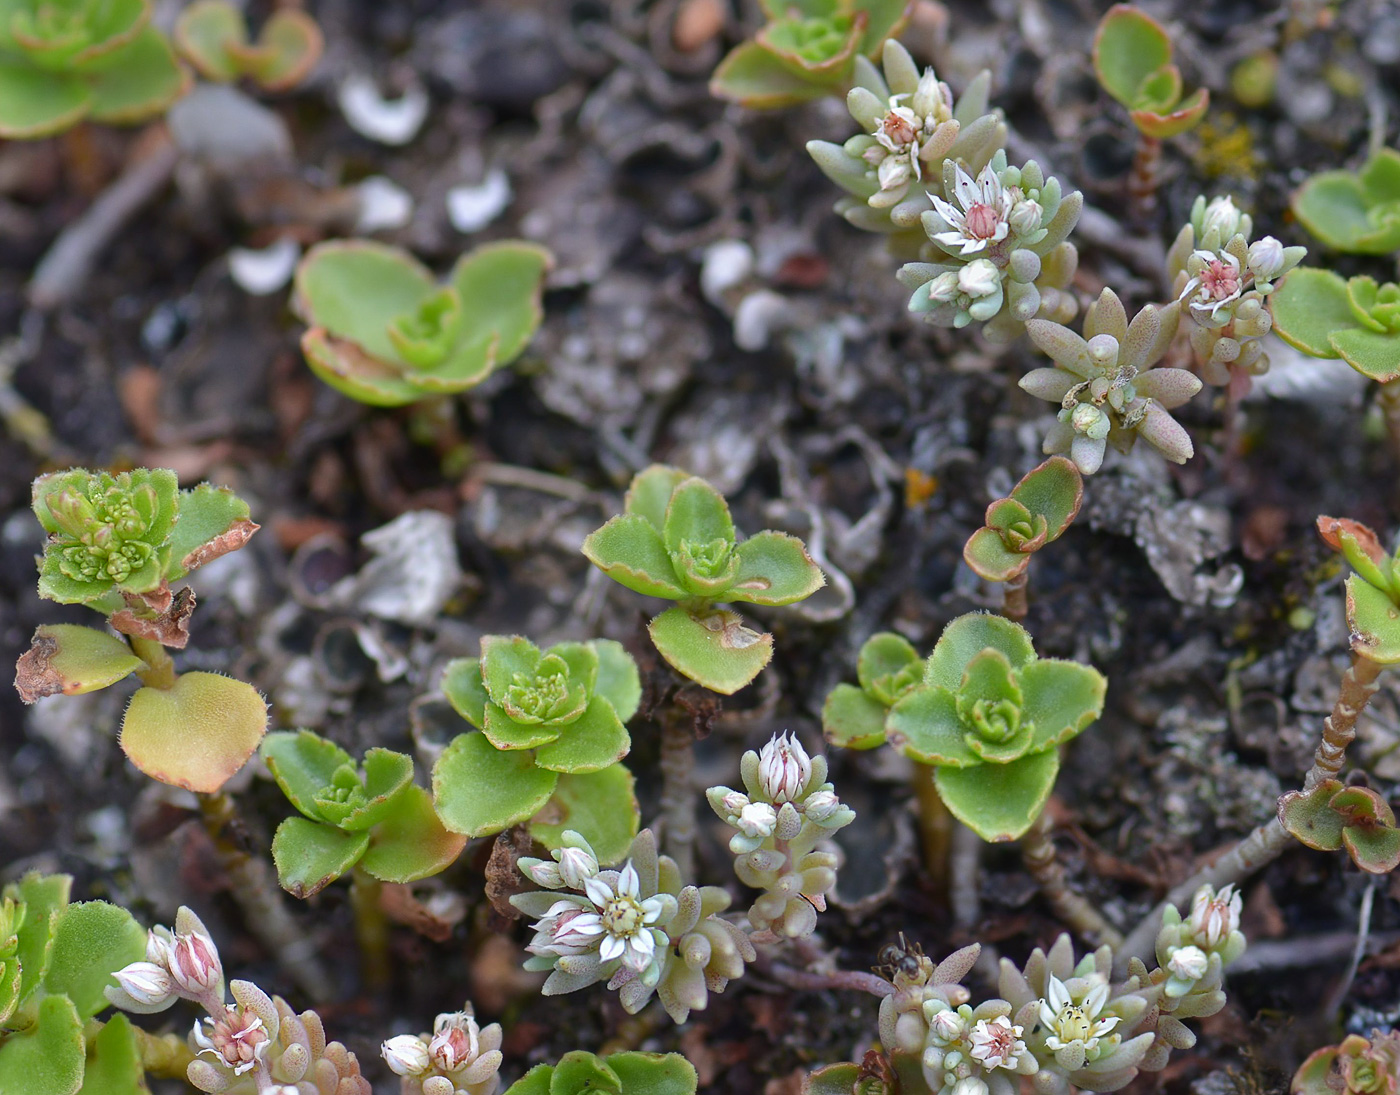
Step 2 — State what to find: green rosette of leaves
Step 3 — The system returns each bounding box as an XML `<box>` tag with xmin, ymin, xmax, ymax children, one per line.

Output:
<box><xmin>503</xmin><ymin>1051</ymin><xmax>697</xmax><ymax>1095</ymax></box>
<box><xmin>821</xmin><ymin>631</ymin><xmax>924</xmax><ymax>749</ymax></box>
<box><xmin>1092</xmin><ymin>4</ymin><xmax>1208</xmax><ymax>139</ymax></box>
<box><xmin>962</xmin><ymin>456</ymin><xmax>1082</xmax><ymax>583</ymax></box>
<box><xmin>1271</xmin><ymin>268</ymin><xmax>1400</xmax><ymax>384</ymax></box>
<box><xmin>1316</xmin><ymin>517</ymin><xmax>1400</xmax><ymax>666</ymax></box>
<box><xmin>884</xmin><ymin>613</ymin><xmax>1106</xmax><ymax>841</ymax></box>
<box><xmin>1278</xmin><ymin>779</ymin><xmax>1400</xmax><ymax>875</ymax></box>
<box><xmin>710</xmin><ymin>0</ymin><xmax>912</xmax><ymax>110</ymax></box>
<box><xmin>1292</xmin><ymin>147</ymin><xmax>1400</xmax><ymax>255</ymax></box>
<box><xmin>174</xmin><ymin>0</ymin><xmax>322</xmax><ymax>91</ymax></box>
<box><xmin>432</xmin><ymin>637</ymin><xmax>642</xmax><ymax>863</ymax></box>
<box><xmin>0</xmin><ymin>873</ymin><xmax>150</xmax><ymax>1095</ymax></box>
<box><xmin>582</xmin><ymin>465</ymin><xmax>825</xmax><ymax>695</ymax></box>
<box><xmin>262</xmin><ymin>731</ymin><xmax>466</xmax><ymax>898</ymax></box>
<box><xmin>1292</xmin><ymin>1032</ymin><xmax>1400</xmax><ymax>1095</ymax></box>
<box><xmin>0</xmin><ymin>0</ymin><xmax>187</xmax><ymax>139</ymax></box>
<box><xmin>292</xmin><ymin>240</ymin><xmax>552</xmax><ymax>406</ymax></box>
<box><xmin>16</xmin><ymin>469</ymin><xmax>267</xmax><ymax>795</ymax></box>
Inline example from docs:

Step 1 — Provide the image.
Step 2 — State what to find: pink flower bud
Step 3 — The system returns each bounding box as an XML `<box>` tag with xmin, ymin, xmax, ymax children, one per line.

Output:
<box><xmin>110</xmin><ymin>961</ymin><xmax>176</xmax><ymax>1009</ymax></box>
<box><xmin>430</xmin><ymin>1009</ymin><xmax>482</xmax><ymax>1072</ymax></box>
<box><xmin>758</xmin><ymin>733</ymin><xmax>811</xmax><ymax>803</ymax></box>
<box><xmin>382</xmin><ymin>1034</ymin><xmax>431</xmax><ymax>1076</ymax></box>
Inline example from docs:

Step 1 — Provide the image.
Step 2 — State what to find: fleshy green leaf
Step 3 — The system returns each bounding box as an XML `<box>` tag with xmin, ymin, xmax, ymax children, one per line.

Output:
<box><xmin>441</xmin><ymin>657</ymin><xmax>488</xmax><ymax>728</ymax></box>
<box><xmin>820</xmin><ymin>682</ymin><xmax>889</xmax><ymax>749</ymax></box>
<box><xmin>549</xmin><ymin>642</ymin><xmax>600</xmax><ymax>697</ymax></box>
<box><xmin>726</xmin><ymin>531</ymin><xmax>825</xmax><ymax>606</ymax></box>
<box><xmin>294</xmin><ymin>241</ymin><xmax>435</xmax><ymax>363</ymax></box>
<box><xmin>924</xmin><ymin>613</ymin><xmax>1036</xmax><ymax>690</ymax></box>
<box><xmin>1330</xmin><ymin>327</ymin><xmax>1400</xmax><ymax>383</ymax></box>
<box><xmin>121</xmin><ymin>673</ymin><xmax>267</xmax><ymax>793</ymax></box>
<box><xmin>528</xmin><ymin>765</ymin><xmax>639</xmax><ymax>867</ymax></box>
<box><xmin>432</xmin><ymin>731</ymin><xmax>559</xmax><ymax>838</ymax></box>
<box><xmin>605</xmin><ymin>1052</ymin><xmax>699</xmax><ymax>1095</ymax></box>
<box><xmin>324</xmin><ymin>748</ymin><xmax>416</xmax><ymax>831</ymax></box>
<box><xmin>78</xmin><ymin>1013</ymin><xmax>150</xmax><ymax>1095</ymax></box>
<box><xmin>1343</xmin><ymin>823</ymin><xmax>1400</xmax><ymax>874</ymax></box>
<box><xmin>662</xmin><ymin>478</ymin><xmax>736</xmax><ymax>554</ymax></box>
<box><xmin>1269</xmin><ymin>267</ymin><xmax>1355</xmax><ymax>358</ymax></box>
<box><xmin>0</xmin><ymin>994</ymin><xmax>86</xmax><ymax>1095</ymax></box>
<box><xmin>582</xmin><ymin>514</ymin><xmax>686</xmax><ymax>599</ymax></box>
<box><xmin>79</xmin><ymin>28</ymin><xmax>188</xmax><ymax>125</ymax></box>
<box><xmin>359</xmin><ymin>784</ymin><xmax>466</xmax><ymax>883</ymax></box>
<box><xmin>9</xmin><ymin>873</ymin><xmax>71</xmax><ymax>1009</ymax></box>
<box><xmin>1130</xmin><ymin>87</ymin><xmax>1208</xmax><ymax>139</ymax></box>
<box><xmin>647</xmin><ymin>606</ymin><xmax>773</xmax><ymax>695</ymax></box>
<box><xmin>503</xmin><ymin>1064</ymin><xmax>554</xmax><ymax>1095</ymax></box>
<box><xmin>1020</xmin><ymin>658</ymin><xmax>1107</xmax><ymax>751</ymax></box>
<box><xmin>481</xmin><ymin>635</ymin><xmax>544</xmax><ymax>705</ymax></box>
<box><xmin>262</xmin><ymin>730</ymin><xmax>353</xmax><ymax>824</ymax></box>
<box><xmin>483</xmin><ymin>703</ymin><xmax>565</xmax><ymax>751</ymax></box>
<box><xmin>856</xmin><ymin>0</ymin><xmax>912</xmax><ymax>55</ymax></box>
<box><xmin>593</xmin><ymin>639</ymin><xmax>641</xmax><ymax>723</ymax></box>
<box><xmin>533</xmin><ymin>698</ymin><xmax>630</xmax><ymax>774</ymax></box>
<box><xmin>934</xmin><ymin>748</ymin><xmax>1060</xmax><ymax>842</ymax></box>
<box><xmin>1346</xmin><ymin>574</ymin><xmax>1400</xmax><ymax>664</ymax></box>
<box><xmin>624</xmin><ymin>466</ymin><xmax>690</xmax><ymax>532</ymax></box>
<box><xmin>0</xmin><ymin>62</ymin><xmax>89</xmax><ymax>139</ymax></box>
<box><xmin>173</xmin><ymin>0</ymin><xmax>244</xmax><ymax>81</ymax></box>
<box><xmin>963</xmin><ymin>527</ymin><xmax>1029</xmax><ymax>582</ymax></box>
<box><xmin>43</xmin><ymin>902</ymin><xmax>145</xmax><ymax>1020</ymax></box>
<box><xmin>709</xmin><ymin>40</ymin><xmax>832</xmax><ymax>109</ymax></box>
<box><xmin>270</xmin><ymin>817</ymin><xmax>369</xmax><ymax>898</ymax></box>
<box><xmin>1009</xmin><ymin>456</ymin><xmax>1083</xmax><ymax>540</ymax></box>
<box><xmin>548</xmin><ymin>1052</ymin><xmax>622</xmax><ymax>1095</ymax></box>
<box><xmin>857</xmin><ymin>632</ymin><xmax>921</xmax><ymax>694</ymax></box>
<box><xmin>14</xmin><ymin>625</ymin><xmax>142</xmax><ymax>704</ymax></box>
<box><xmin>804</xmin><ymin>1063</ymin><xmax>863</xmax><ymax>1095</ymax></box>
<box><xmin>165</xmin><ymin>484</ymin><xmax>257</xmax><ymax>579</ymax></box>
<box><xmin>449</xmin><ymin>241</ymin><xmax>552</xmax><ymax>366</ymax></box>
<box><xmin>1092</xmin><ymin>5</ymin><xmax>1172</xmax><ymax>107</ymax></box>
<box><xmin>300</xmin><ymin>327</ymin><xmax>424</xmax><ymax>407</ymax></box>
<box><xmin>1294</xmin><ymin>153</ymin><xmax>1400</xmax><ymax>254</ymax></box>
<box><xmin>886</xmin><ymin>685</ymin><xmax>977</xmax><ymax>766</ymax></box>
<box><xmin>241</xmin><ymin>9</ymin><xmax>322</xmax><ymax>90</ymax></box>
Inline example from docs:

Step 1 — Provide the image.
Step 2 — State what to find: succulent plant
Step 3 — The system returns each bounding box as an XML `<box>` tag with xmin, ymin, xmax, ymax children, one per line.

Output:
<box><xmin>0</xmin><ymin>0</ymin><xmax>187</xmax><ymax>138</ymax></box>
<box><xmin>431</xmin><ymin>637</ymin><xmax>641</xmax><ymax>862</ymax></box>
<box><xmin>898</xmin><ymin>151</ymin><xmax>1083</xmax><ymax>341</ymax></box>
<box><xmin>706</xmin><ymin>732</ymin><xmax>856</xmax><ymax>939</ymax></box>
<box><xmin>1165</xmin><ymin>195</ymin><xmax>1305</xmax><ymax>388</ymax></box>
<box><xmin>582</xmin><ymin>465</ymin><xmax>825</xmax><ymax>694</ymax></box>
<box><xmin>1020</xmin><ymin>289</ymin><xmax>1197</xmax><ymax>475</ymax></box>
<box><xmin>883</xmin><ymin>613</ymin><xmax>1106</xmax><ymax>841</ymax></box>
<box><xmin>14</xmin><ymin>469</ymin><xmax>267</xmax><ymax>794</ymax></box>
<box><xmin>1293</xmin><ymin>1030</ymin><xmax>1400</xmax><ymax>1095</ymax></box>
<box><xmin>511</xmin><ymin>829</ymin><xmax>754</xmax><ymax>1024</ymax></box>
<box><xmin>262</xmin><ymin>731</ymin><xmax>466</xmax><ymax>898</ymax></box>
<box><xmin>292</xmin><ymin>240</ymin><xmax>552</xmax><ymax>406</ymax></box>
<box><xmin>1091</xmin><ymin>5</ymin><xmax>1208</xmax><ymax>139</ymax></box>
<box><xmin>805</xmin><ymin>39</ymin><xmax>1005</xmax><ymax>250</ymax></box>
<box><xmin>1316</xmin><ymin>517</ymin><xmax>1400</xmax><ymax>665</ymax></box>
<box><xmin>174</xmin><ymin>0</ymin><xmax>322</xmax><ymax>91</ymax></box>
<box><xmin>381</xmin><ymin>1006</ymin><xmax>505</xmax><ymax>1095</ymax></box>
<box><xmin>1292</xmin><ymin>147</ymin><xmax>1400</xmax><ymax>255</ymax></box>
<box><xmin>962</xmin><ymin>457</ymin><xmax>1083</xmax><ymax>584</ymax></box>
<box><xmin>822</xmin><ymin>631</ymin><xmax>925</xmax><ymax>750</ymax></box>
<box><xmin>709</xmin><ymin>0</ymin><xmax>912</xmax><ymax>110</ymax></box>
<box><xmin>1271</xmin><ymin>268</ymin><xmax>1400</xmax><ymax>385</ymax></box>
<box><xmin>1279</xmin><ymin>778</ymin><xmax>1400</xmax><ymax>874</ymax></box>
<box><xmin>504</xmin><ymin>1051</ymin><xmax>697</xmax><ymax>1095</ymax></box>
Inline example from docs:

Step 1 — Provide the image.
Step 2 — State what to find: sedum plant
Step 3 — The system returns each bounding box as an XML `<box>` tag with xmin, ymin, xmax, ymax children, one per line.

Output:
<box><xmin>1278</xmin><ymin>779</ymin><xmax>1400</xmax><ymax>874</ymax></box>
<box><xmin>898</xmin><ymin>151</ymin><xmax>1082</xmax><ymax>341</ymax></box>
<box><xmin>504</xmin><ymin>1051</ymin><xmax>697</xmax><ymax>1095</ymax></box>
<box><xmin>709</xmin><ymin>0</ymin><xmax>911</xmax><ymax>110</ymax></box>
<box><xmin>108</xmin><ymin>907</ymin><xmax>370</xmax><ymax>1094</ymax></box>
<box><xmin>14</xmin><ymin>468</ymin><xmax>268</xmax><ymax>794</ymax></box>
<box><xmin>431</xmin><ymin>637</ymin><xmax>641</xmax><ymax>862</ymax></box>
<box><xmin>511</xmin><ymin>829</ymin><xmax>755</xmax><ymax>1024</ymax></box>
<box><xmin>1166</xmin><ymin>195</ymin><xmax>1305</xmax><ymax>389</ymax></box>
<box><xmin>581</xmin><ymin>465</ymin><xmax>825</xmax><ymax>694</ymax></box>
<box><xmin>1271</xmin><ymin>268</ymin><xmax>1400</xmax><ymax>386</ymax></box>
<box><xmin>0</xmin><ymin>872</ymin><xmax>149</xmax><ymax>1095</ymax></box>
<box><xmin>1291</xmin><ymin>147</ymin><xmax>1400</xmax><ymax>255</ymax></box>
<box><xmin>706</xmin><ymin>732</ymin><xmax>856</xmax><ymax>939</ymax></box>
<box><xmin>174</xmin><ymin>0</ymin><xmax>322</xmax><ymax>91</ymax></box>
<box><xmin>1293</xmin><ymin>1030</ymin><xmax>1400</xmax><ymax>1095</ymax></box>
<box><xmin>0</xmin><ymin>0</ymin><xmax>186</xmax><ymax>138</ymax></box>
<box><xmin>381</xmin><ymin>1005</ymin><xmax>504</xmax><ymax>1095</ymax></box>
<box><xmin>1020</xmin><ymin>289</ymin><xmax>1197</xmax><ymax>475</ymax></box>
<box><xmin>1316</xmin><ymin>517</ymin><xmax>1400</xmax><ymax>668</ymax></box>
<box><xmin>262</xmin><ymin>730</ymin><xmax>466</xmax><ymax>898</ymax></box>
<box><xmin>805</xmin><ymin>39</ymin><xmax>1005</xmax><ymax>250</ymax></box>
<box><xmin>883</xmin><ymin>613</ymin><xmax>1106</xmax><ymax>841</ymax></box>
<box><xmin>1091</xmin><ymin>5</ymin><xmax>1209</xmax><ymax>140</ymax></box>
<box><xmin>822</xmin><ymin>630</ymin><xmax>925</xmax><ymax>750</ymax></box>
<box><xmin>292</xmin><ymin>240</ymin><xmax>552</xmax><ymax>406</ymax></box>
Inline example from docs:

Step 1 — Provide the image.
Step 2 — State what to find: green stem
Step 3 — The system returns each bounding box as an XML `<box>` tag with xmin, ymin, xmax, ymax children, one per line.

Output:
<box><xmin>129</xmin><ymin>636</ymin><xmax>176</xmax><ymax>689</ymax></box>
<box><xmin>911</xmin><ymin>763</ymin><xmax>951</xmax><ymax>897</ymax></box>
<box><xmin>349</xmin><ymin>869</ymin><xmax>390</xmax><ymax>992</ymax></box>
<box><xmin>1020</xmin><ymin>809</ymin><xmax>1123</xmax><ymax>948</ymax></box>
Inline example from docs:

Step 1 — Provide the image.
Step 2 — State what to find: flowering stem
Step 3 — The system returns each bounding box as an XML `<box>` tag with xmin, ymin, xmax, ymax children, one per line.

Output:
<box><xmin>659</xmin><ymin>706</ymin><xmax>697</xmax><ymax>882</ymax></box>
<box><xmin>349</xmin><ymin>869</ymin><xmax>390</xmax><ymax>992</ymax></box>
<box><xmin>1128</xmin><ymin>132</ymin><xmax>1162</xmax><ymax>224</ymax></box>
<box><xmin>129</xmin><ymin>636</ymin><xmax>177</xmax><ymax>690</ymax></box>
<box><xmin>197</xmin><ymin>792</ymin><xmax>334</xmax><ymax>1001</ymax></box>
<box><xmin>758</xmin><ymin>956</ymin><xmax>894</xmax><ymax>998</ymax></box>
<box><xmin>911</xmin><ymin>763</ymin><xmax>951</xmax><ymax>896</ymax></box>
<box><xmin>1020</xmin><ymin>810</ymin><xmax>1123</xmax><ymax>948</ymax></box>
<box><xmin>1118</xmin><ymin>652</ymin><xmax>1385</xmax><ymax>968</ymax></box>
<box><xmin>1001</xmin><ymin>570</ymin><xmax>1029</xmax><ymax>622</ymax></box>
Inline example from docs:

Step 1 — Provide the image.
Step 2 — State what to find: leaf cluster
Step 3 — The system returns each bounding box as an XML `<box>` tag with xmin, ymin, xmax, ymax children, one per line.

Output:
<box><xmin>1271</xmin><ymin>268</ymin><xmax>1400</xmax><ymax>383</ymax></box>
<box><xmin>263</xmin><ymin>731</ymin><xmax>466</xmax><ymax>898</ymax></box>
<box><xmin>1091</xmin><ymin>4</ymin><xmax>1209</xmax><ymax>138</ymax></box>
<box><xmin>709</xmin><ymin>0</ymin><xmax>911</xmax><ymax>109</ymax></box>
<box><xmin>0</xmin><ymin>0</ymin><xmax>186</xmax><ymax>138</ymax></box>
<box><xmin>504</xmin><ymin>1051</ymin><xmax>697</xmax><ymax>1095</ymax></box>
<box><xmin>293</xmin><ymin>240</ymin><xmax>552</xmax><ymax>406</ymax></box>
<box><xmin>1278</xmin><ymin>778</ymin><xmax>1400</xmax><ymax>874</ymax></box>
<box><xmin>582</xmin><ymin>465</ymin><xmax>824</xmax><ymax>694</ymax></box>
<box><xmin>962</xmin><ymin>457</ymin><xmax>1082</xmax><ymax>583</ymax></box>
<box><xmin>174</xmin><ymin>0</ymin><xmax>322</xmax><ymax>91</ymax></box>
<box><xmin>1291</xmin><ymin>147</ymin><xmax>1400</xmax><ymax>255</ymax></box>
<box><xmin>432</xmin><ymin>637</ymin><xmax>642</xmax><ymax>862</ymax></box>
<box><xmin>1316</xmin><ymin>516</ymin><xmax>1400</xmax><ymax>664</ymax></box>
<box><xmin>1292</xmin><ymin>1031</ymin><xmax>1400</xmax><ymax>1095</ymax></box>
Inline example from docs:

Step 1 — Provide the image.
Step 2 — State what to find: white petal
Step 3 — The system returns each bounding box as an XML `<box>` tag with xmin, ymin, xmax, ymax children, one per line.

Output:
<box><xmin>617</xmin><ymin>862</ymin><xmax>640</xmax><ymax>899</ymax></box>
<box><xmin>1047</xmin><ymin>974</ymin><xmax>1070</xmax><ymax>1011</ymax></box>
<box><xmin>951</xmin><ymin>163</ymin><xmax>979</xmax><ymax>209</ymax></box>
<box><xmin>583</xmin><ymin>877</ymin><xmax>614</xmax><ymax>909</ymax></box>
<box><xmin>599</xmin><ymin>935</ymin><xmax>624</xmax><ymax>962</ymax></box>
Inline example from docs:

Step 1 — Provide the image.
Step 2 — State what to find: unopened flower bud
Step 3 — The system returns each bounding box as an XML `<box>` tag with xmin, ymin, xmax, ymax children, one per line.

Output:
<box><xmin>556</xmin><ymin>846</ymin><xmax>598</xmax><ymax>889</ymax></box>
<box><xmin>911</xmin><ymin>68</ymin><xmax>950</xmax><ymax>121</ymax></box>
<box><xmin>430</xmin><ymin>1010</ymin><xmax>481</xmax><ymax>1072</ymax></box>
<box><xmin>952</xmin><ymin>1077</ymin><xmax>990</xmax><ymax>1095</ymax></box>
<box><xmin>722</xmin><ymin>790</ymin><xmax>750</xmax><ymax>814</ymax></box>
<box><xmin>382</xmin><ymin>1035</ymin><xmax>432</xmax><ymax>1077</ymax></box>
<box><xmin>1188</xmin><ymin>883</ymin><xmax>1241</xmax><ymax>950</ymax></box>
<box><xmin>111</xmin><ymin>961</ymin><xmax>177</xmax><ymax>1008</ymax></box>
<box><xmin>168</xmin><ymin>924</ymin><xmax>222</xmax><ymax>997</ymax></box>
<box><xmin>803</xmin><ymin>790</ymin><xmax>840</xmax><ymax>821</ymax></box>
<box><xmin>1246</xmin><ymin>236</ymin><xmax>1286</xmax><ymax>281</ymax></box>
<box><xmin>1167</xmin><ymin>945</ymin><xmax>1209</xmax><ymax>982</ymax></box>
<box><xmin>758</xmin><ymin>733</ymin><xmax>811</xmax><ymax>803</ymax></box>
<box><xmin>1086</xmin><ymin>333</ymin><xmax>1120</xmax><ymax>368</ymax></box>
<box><xmin>958</xmin><ymin>259</ymin><xmax>1000</xmax><ymax>298</ymax></box>
<box><xmin>736</xmin><ymin>801</ymin><xmax>777</xmax><ymax>838</ymax></box>
<box><xmin>926</xmin><ymin>271</ymin><xmax>961</xmax><ymax>303</ymax></box>
<box><xmin>526</xmin><ymin>861</ymin><xmax>564</xmax><ymax>888</ymax></box>
<box><xmin>1201</xmin><ymin>195</ymin><xmax>1243</xmax><ymax>240</ymax></box>
<box><xmin>1070</xmin><ymin>403</ymin><xmax>1109</xmax><ymax>439</ymax></box>
<box><xmin>1008</xmin><ymin>199</ymin><xmax>1043</xmax><ymax>237</ymax></box>
<box><xmin>927</xmin><ymin>1006</ymin><xmax>967</xmax><ymax>1043</ymax></box>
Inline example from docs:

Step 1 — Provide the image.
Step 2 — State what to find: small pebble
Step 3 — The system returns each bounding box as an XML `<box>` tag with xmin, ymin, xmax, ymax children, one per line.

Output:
<box><xmin>447</xmin><ymin>169</ymin><xmax>512</xmax><ymax>233</ymax></box>
<box><xmin>672</xmin><ymin>0</ymin><xmax>724</xmax><ymax>52</ymax></box>
<box><xmin>228</xmin><ymin>237</ymin><xmax>301</xmax><ymax>296</ymax></box>
<box><xmin>338</xmin><ymin>73</ymin><xmax>430</xmax><ymax>146</ymax></box>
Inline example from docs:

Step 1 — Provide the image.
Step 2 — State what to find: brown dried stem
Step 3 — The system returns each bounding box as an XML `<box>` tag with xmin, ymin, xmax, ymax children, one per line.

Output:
<box><xmin>911</xmin><ymin>762</ymin><xmax>951</xmax><ymax>896</ymax></box>
<box><xmin>1128</xmin><ymin>132</ymin><xmax>1162</xmax><ymax>224</ymax></box>
<box><xmin>1001</xmin><ymin>570</ymin><xmax>1029</xmax><ymax>622</ymax></box>
<box><xmin>659</xmin><ymin>707</ymin><xmax>697</xmax><ymax>882</ymax></box>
